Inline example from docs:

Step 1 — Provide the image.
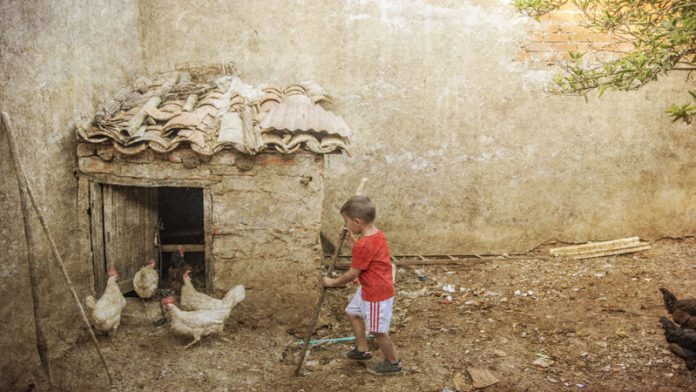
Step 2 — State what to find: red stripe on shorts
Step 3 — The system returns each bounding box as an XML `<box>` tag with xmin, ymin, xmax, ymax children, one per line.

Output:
<box><xmin>370</xmin><ymin>301</ymin><xmax>380</xmax><ymax>332</ymax></box>
<box><xmin>370</xmin><ymin>302</ymin><xmax>374</xmax><ymax>332</ymax></box>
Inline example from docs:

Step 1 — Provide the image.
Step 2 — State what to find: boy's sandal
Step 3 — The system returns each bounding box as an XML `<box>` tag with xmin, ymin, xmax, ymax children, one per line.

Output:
<box><xmin>367</xmin><ymin>360</ymin><xmax>403</xmax><ymax>376</ymax></box>
<box><xmin>345</xmin><ymin>347</ymin><xmax>373</xmax><ymax>361</ymax></box>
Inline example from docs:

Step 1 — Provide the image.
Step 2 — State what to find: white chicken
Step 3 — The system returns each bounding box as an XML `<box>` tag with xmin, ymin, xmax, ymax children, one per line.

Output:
<box><xmin>85</xmin><ymin>268</ymin><xmax>127</xmax><ymax>336</ymax></box>
<box><xmin>161</xmin><ymin>296</ymin><xmax>227</xmax><ymax>349</ymax></box>
<box><xmin>181</xmin><ymin>269</ymin><xmax>245</xmax><ymax>319</ymax></box>
<box><xmin>133</xmin><ymin>258</ymin><xmax>159</xmax><ymax>299</ymax></box>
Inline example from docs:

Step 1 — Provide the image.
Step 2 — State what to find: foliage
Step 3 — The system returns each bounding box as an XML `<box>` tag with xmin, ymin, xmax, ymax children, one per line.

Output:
<box><xmin>513</xmin><ymin>0</ymin><xmax>696</xmax><ymax>124</ymax></box>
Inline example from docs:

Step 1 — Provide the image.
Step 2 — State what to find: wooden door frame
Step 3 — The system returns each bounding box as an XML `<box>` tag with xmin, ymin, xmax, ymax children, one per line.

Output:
<box><xmin>79</xmin><ymin>176</ymin><xmax>213</xmax><ymax>293</ymax></box>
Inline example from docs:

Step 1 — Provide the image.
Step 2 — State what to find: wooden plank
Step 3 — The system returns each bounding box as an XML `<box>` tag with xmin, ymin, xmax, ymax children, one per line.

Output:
<box><xmin>103</xmin><ymin>184</ymin><xmax>158</xmax><ymax>293</ymax></box>
<box><xmin>78</xmin><ymin>157</ymin><xmax>222</xmax><ymax>187</ymax></box>
<box><xmin>550</xmin><ymin>237</ymin><xmax>640</xmax><ymax>256</ymax></box>
<box><xmin>203</xmin><ymin>188</ymin><xmax>214</xmax><ymax>289</ymax></box>
<box><xmin>573</xmin><ymin>244</ymin><xmax>651</xmax><ymax>259</ymax></box>
<box><xmin>78</xmin><ymin>171</ymin><xmax>221</xmax><ymax>188</ymax></box>
<box><xmin>78</xmin><ymin>178</ymin><xmax>94</xmax><ymax>288</ymax></box>
<box><xmin>89</xmin><ymin>181</ymin><xmax>106</xmax><ymax>293</ymax></box>
<box><xmin>161</xmin><ymin>244</ymin><xmax>206</xmax><ymax>252</ymax></box>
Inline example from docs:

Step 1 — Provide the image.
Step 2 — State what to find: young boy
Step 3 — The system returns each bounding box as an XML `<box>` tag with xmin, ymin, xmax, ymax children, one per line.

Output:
<box><xmin>323</xmin><ymin>195</ymin><xmax>402</xmax><ymax>376</ymax></box>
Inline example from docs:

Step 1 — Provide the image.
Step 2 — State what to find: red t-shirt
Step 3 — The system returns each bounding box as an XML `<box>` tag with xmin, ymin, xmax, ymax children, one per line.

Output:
<box><xmin>351</xmin><ymin>230</ymin><xmax>394</xmax><ymax>302</ymax></box>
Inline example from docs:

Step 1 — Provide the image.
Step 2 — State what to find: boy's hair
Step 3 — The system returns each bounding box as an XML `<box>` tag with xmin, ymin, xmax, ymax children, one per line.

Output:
<box><xmin>340</xmin><ymin>195</ymin><xmax>376</xmax><ymax>223</ymax></box>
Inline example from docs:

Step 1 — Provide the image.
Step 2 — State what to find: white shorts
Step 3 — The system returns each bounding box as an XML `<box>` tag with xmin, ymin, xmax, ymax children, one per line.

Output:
<box><xmin>345</xmin><ymin>287</ymin><xmax>394</xmax><ymax>334</ymax></box>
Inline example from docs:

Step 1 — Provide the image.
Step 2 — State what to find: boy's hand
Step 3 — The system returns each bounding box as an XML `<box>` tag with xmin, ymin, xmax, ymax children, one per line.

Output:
<box><xmin>323</xmin><ymin>277</ymin><xmax>335</xmax><ymax>287</ymax></box>
<box><xmin>341</xmin><ymin>227</ymin><xmax>357</xmax><ymax>246</ymax></box>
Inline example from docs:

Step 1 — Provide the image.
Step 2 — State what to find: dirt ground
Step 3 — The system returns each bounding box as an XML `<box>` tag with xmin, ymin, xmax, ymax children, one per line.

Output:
<box><xmin>48</xmin><ymin>237</ymin><xmax>696</xmax><ymax>392</ymax></box>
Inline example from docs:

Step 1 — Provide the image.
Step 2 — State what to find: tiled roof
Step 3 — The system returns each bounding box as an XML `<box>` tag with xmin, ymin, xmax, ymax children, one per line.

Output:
<box><xmin>77</xmin><ymin>72</ymin><xmax>351</xmax><ymax>156</ymax></box>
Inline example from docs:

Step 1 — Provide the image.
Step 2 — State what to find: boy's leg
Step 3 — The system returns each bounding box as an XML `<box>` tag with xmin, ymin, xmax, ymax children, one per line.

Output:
<box><xmin>348</xmin><ymin>314</ymin><xmax>369</xmax><ymax>352</ymax></box>
<box><xmin>374</xmin><ymin>333</ymin><xmax>398</xmax><ymax>363</ymax></box>
<box><xmin>345</xmin><ymin>287</ymin><xmax>372</xmax><ymax>361</ymax></box>
<box><xmin>361</xmin><ymin>297</ymin><xmax>402</xmax><ymax>375</ymax></box>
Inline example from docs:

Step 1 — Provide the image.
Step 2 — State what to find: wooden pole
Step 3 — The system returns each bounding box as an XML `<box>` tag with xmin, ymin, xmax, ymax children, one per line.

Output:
<box><xmin>295</xmin><ymin>178</ymin><xmax>367</xmax><ymax>376</ymax></box>
<box><xmin>1</xmin><ymin>112</ymin><xmax>114</xmax><ymax>386</ymax></box>
<box><xmin>2</xmin><ymin>116</ymin><xmax>53</xmax><ymax>388</ymax></box>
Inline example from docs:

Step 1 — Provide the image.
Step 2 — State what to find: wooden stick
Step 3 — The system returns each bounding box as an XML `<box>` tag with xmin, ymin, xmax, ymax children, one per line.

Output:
<box><xmin>2</xmin><ymin>115</ymin><xmax>53</xmax><ymax>388</ymax></box>
<box><xmin>1</xmin><ymin>112</ymin><xmax>114</xmax><ymax>386</ymax></box>
<box><xmin>295</xmin><ymin>177</ymin><xmax>367</xmax><ymax>376</ymax></box>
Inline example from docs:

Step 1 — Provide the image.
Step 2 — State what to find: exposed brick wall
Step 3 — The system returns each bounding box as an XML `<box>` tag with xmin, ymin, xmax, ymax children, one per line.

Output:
<box><xmin>519</xmin><ymin>4</ymin><xmax>634</xmax><ymax>66</ymax></box>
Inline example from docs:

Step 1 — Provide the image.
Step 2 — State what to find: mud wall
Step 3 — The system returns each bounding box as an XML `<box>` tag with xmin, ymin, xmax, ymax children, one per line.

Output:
<box><xmin>140</xmin><ymin>0</ymin><xmax>695</xmax><ymax>254</ymax></box>
<box><xmin>209</xmin><ymin>153</ymin><xmax>324</xmax><ymax>327</ymax></box>
<box><xmin>0</xmin><ymin>1</ymin><xmax>144</xmax><ymax>390</ymax></box>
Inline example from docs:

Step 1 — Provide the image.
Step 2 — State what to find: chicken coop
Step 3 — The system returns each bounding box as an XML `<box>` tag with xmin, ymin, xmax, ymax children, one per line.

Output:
<box><xmin>75</xmin><ymin>68</ymin><xmax>351</xmax><ymax>326</ymax></box>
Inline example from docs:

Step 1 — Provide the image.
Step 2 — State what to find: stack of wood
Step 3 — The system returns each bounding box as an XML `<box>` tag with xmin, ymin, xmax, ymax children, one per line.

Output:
<box><xmin>549</xmin><ymin>237</ymin><xmax>650</xmax><ymax>259</ymax></box>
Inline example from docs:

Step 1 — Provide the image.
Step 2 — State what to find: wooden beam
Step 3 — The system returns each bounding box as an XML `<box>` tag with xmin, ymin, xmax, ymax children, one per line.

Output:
<box><xmin>572</xmin><ymin>244</ymin><xmax>651</xmax><ymax>259</ymax></box>
<box><xmin>203</xmin><ymin>188</ymin><xmax>214</xmax><ymax>289</ymax></box>
<box><xmin>161</xmin><ymin>244</ymin><xmax>205</xmax><ymax>252</ymax></box>
<box><xmin>88</xmin><ymin>181</ymin><xmax>106</xmax><ymax>293</ymax></box>
<box><xmin>550</xmin><ymin>237</ymin><xmax>640</xmax><ymax>256</ymax></box>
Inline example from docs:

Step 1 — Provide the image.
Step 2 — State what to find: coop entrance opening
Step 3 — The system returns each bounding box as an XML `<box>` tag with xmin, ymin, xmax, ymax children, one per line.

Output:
<box><xmin>89</xmin><ymin>183</ymin><xmax>209</xmax><ymax>295</ymax></box>
<box><xmin>158</xmin><ymin>187</ymin><xmax>206</xmax><ymax>290</ymax></box>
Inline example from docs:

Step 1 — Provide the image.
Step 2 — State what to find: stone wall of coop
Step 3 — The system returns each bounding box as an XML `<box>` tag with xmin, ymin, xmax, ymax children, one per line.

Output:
<box><xmin>209</xmin><ymin>153</ymin><xmax>324</xmax><ymax>328</ymax></box>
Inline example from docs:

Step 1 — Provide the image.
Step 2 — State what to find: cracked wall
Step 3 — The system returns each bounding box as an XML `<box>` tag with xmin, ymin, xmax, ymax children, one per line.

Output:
<box><xmin>140</xmin><ymin>0</ymin><xmax>695</xmax><ymax>254</ymax></box>
<box><xmin>1</xmin><ymin>1</ymin><xmax>695</xmax><ymax>390</ymax></box>
<box><xmin>0</xmin><ymin>1</ymin><xmax>144</xmax><ymax>389</ymax></box>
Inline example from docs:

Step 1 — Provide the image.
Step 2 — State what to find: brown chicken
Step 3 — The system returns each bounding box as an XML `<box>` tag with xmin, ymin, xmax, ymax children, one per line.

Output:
<box><xmin>660</xmin><ymin>288</ymin><xmax>696</xmax><ymax>329</ymax></box>
<box><xmin>161</xmin><ymin>296</ymin><xmax>227</xmax><ymax>349</ymax></box>
<box><xmin>180</xmin><ymin>269</ymin><xmax>245</xmax><ymax>319</ymax></box>
<box><xmin>85</xmin><ymin>268</ymin><xmax>127</xmax><ymax>336</ymax></box>
<box><xmin>134</xmin><ymin>258</ymin><xmax>159</xmax><ymax>299</ymax></box>
<box><xmin>659</xmin><ymin>317</ymin><xmax>696</xmax><ymax>370</ymax></box>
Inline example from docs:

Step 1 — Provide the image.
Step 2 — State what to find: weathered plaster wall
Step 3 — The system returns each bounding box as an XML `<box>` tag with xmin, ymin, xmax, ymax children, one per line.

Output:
<box><xmin>0</xmin><ymin>1</ymin><xmax>143</xmax><ymax>389</ymax></box>
<box><xmin>140</xmin><ymin>0</ymin><xmax>695</xmax><ymax>254</ymax></box>
<box><xmin>210</xmin><ymin>153</ymin><xmax>324</xmax><ymax>327</ymax></box>
<box><xmin>1</xmin><ymin>0</ymin><xmax>694</xmax><ymax>387</ymax></box>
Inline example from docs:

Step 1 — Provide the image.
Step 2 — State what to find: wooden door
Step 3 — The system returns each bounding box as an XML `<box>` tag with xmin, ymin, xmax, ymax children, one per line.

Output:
<box><xmin>92</xmin><ymin>184</ymin><xmax>158</xmax><ymax>293</ymax></box>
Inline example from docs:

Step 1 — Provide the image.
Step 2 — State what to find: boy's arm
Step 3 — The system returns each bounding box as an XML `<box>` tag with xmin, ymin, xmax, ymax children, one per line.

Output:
<box><xmin>323</xmin><ymin>267</ymin><xmax>361</xmax><ymax>288</ymax></box>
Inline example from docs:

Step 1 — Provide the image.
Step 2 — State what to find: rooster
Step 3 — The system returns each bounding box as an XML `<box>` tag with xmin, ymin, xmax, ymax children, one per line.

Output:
<box><xmin>134</xmin><ymin>258</ymin><xmax>159</xmax><ymax>299</ymax></box>
<box><xmin>181</xmin><ymin>270</ymin><xmax>245</xmax><ymax>319</ymax></box>
<box><xmin>660</xmin><ymin>288</ymin><xmax>696</xmax><ymax>329</ymax></box>
<box><xmin>168</xmin><ymin>245</ymin><xmax>191</xmax><ymax>290</ymax></box>
<box><xmin>85</xmin><ymin>268</ymin><xmax>127</xmax><ymax>336</ymax></box>
<box><xmin>161</xmin><ymin>296</ymin><xmax>227</xmax><ymax>349</ymax></box>
<box><xmin>659</xmin><ymin>317</ymin><xmax>696</xmax><ymax>370</ymax></box>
